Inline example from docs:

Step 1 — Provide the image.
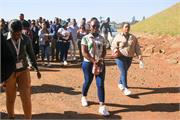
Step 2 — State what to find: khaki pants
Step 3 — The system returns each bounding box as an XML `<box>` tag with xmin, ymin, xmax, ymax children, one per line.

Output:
<box><xmin>5</xmin><ymin>69</ymin><xmax>31</xmax><ymax>119</ymax></box>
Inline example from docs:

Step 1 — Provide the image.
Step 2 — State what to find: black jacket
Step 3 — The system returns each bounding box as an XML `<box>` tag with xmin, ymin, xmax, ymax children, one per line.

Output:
<box><xmin>5</xmin><ymin>33</ymin><xmax>39</xmax><ymax>72</ymax></box>
<box><xmin>1</xmin><ymin>33</ymin><xmax>16</xmax><ymax>82</ymax></box>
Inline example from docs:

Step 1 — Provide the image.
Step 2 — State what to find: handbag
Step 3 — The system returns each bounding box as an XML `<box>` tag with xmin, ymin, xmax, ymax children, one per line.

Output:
<box><xmin>91</xmin><ymin>40</ymin><xmax>103</xmax><ymax>75</ymax></box>
<box><xmin>92</xmin><ymin>61</ymin><xmax>103</xmax><ymax>75</ymax></box>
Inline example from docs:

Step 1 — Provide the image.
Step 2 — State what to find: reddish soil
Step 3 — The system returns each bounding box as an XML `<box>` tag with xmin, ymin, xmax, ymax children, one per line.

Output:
<box><xmin>1</xmin><ymin>34</ymin><xmax>180</xmax><ymax>119</ymax></box>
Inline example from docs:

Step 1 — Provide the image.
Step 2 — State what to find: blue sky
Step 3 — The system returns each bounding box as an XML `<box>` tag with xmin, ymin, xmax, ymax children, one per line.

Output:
<box><xmin>0</xmin><ymin>0</ymin><xmax>179</xmax><ymax>23</ymax></box>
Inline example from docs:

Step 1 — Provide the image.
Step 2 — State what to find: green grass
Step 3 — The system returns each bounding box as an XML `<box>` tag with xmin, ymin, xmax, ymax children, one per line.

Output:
<box><xmin>131</xmin><ymin>2</ymin><xmax>180</xmax><ymax>36</ymax></box>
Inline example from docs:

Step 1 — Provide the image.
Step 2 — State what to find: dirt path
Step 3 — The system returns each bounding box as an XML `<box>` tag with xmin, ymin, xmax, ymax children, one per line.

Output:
<box><xmin>1</xmin><ymin>35</ymin><xmax>180</xmax><ymax>119</ymax></box>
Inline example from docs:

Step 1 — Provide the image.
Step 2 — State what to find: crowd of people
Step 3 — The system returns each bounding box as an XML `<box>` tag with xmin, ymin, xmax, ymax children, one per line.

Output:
<box><xmin>1</xmin><ymin>14</ymin><xmax>112</xmax><ymax>67</ymax></box>
<box><xmin>1</xmin><ymin>13</ymin><xmax>143</xmax><ymax>119</ymax></box>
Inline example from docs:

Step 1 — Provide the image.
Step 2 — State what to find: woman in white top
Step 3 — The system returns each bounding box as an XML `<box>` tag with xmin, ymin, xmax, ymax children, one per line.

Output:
<box><xmin>57</xmin><ymin>21</ymin><xmax>72</xmax><ymax>65</ymax></box>
<box><xmin>38</xmin><ymin>21</ymin><xmax>51</xmax><ymax>66</ymax></box>
<box><xmin>81</xmin><ymin>17</ymin><xmax>110</xmax><ymax>116</ymax></box>
<box><xmin>77</xmin><ymin>25</ymin><xmax>87</xmax><ymax>61</ymax></box>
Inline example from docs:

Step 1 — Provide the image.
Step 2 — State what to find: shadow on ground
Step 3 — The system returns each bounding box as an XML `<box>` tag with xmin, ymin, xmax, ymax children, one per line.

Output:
<box><xmin>88</xmin><ymin>101</ymin><xmax>179</xmax><ymax>115</ymax></box>
<box><xmin>31</xmin><ymin>84</ymin><xmax>81</xmax><ymax>95</ymax></box>
<box><xmin>1</xmin><ymin>111</ymin><xmax>121</xmax><ymax>119</ymax></box>
<box><xmin>128</xmin><ymin>86</ymin><xmax>180</xmax><ymax>99</ymax></box>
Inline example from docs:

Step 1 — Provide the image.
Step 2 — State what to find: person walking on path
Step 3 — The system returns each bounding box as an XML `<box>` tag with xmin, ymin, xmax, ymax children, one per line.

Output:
<box><xmin>77</xmin><ymin>25</ymin><xmax>87</xmax><ymax>62</ymax></box>
<box><xmin>38</xmin><ymin>21</ymin><xmax>52</xmax><ymax>66</ymax></box>
<box><xmin>68</xmin><ymin>19</ymin><xmax>79</xmax><ymax>61</ymax></box>
<box><xmin>57</xmin><ymin>21</ymin><xmax>72</xmax><ymax>66</ymax></box>
<box><xmin>100</xmin><ymin>17</ymin><xmax>112</xmax><ymax>48</ymax></box>
<box><xmin>30</xmin><ymin>19</ymin><xmax>40</xmax><ymax>59</ymax></box>
<box><xmin>3</xmin><ymin>19</ymin><xmax>41</xmax><ymax>119</ymax></box>
<box><xmin>111</xmin><ymin>22</ymin><xmax>143</xmax><ymax>96</ymax></box>
<box><xmin>81</xmin><ymin>17</ymin><xmax>110</xmax><ymax>116</ymax></box>
<box><xmin>50</xmin><ymin>17</ymin><xmax>62</xmax><ymax>61</ymax></box>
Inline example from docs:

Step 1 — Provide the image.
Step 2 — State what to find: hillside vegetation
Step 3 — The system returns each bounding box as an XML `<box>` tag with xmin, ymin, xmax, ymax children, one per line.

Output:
<box><xmin>131</xmin><ymin>2</ymin><xmax>180</xmax><ymax>36</ymax></box>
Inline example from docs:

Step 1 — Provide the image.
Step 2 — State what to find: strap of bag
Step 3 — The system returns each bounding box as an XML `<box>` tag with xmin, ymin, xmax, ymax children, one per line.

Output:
<box><xmin>123</xmin><ymin>33</ymin><xmax>130</xmax><ymax>46</ymax></box>
<box><xmin>91</xmin><ymin>38</ymin><xmax>96</xmax><ymax>60</ymax></box>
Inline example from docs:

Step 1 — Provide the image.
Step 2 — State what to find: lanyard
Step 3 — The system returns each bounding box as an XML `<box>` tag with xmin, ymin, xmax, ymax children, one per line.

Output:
<box><xmin>11</xmin><ymin>39</ymin><xmax>21</xmax><ymax>60</ymax></box>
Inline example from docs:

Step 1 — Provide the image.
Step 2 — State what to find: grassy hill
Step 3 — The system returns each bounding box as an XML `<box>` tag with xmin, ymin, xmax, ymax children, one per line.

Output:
<box><xmin>131</xmin><ymin>2</ymin><xmax>180</xmax><ymax>36</ymax></box>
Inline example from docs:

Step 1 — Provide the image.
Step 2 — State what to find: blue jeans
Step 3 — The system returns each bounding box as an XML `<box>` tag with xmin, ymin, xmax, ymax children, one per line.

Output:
<box><xmin>115</xmin><ymin>56</ymin><xmax>132</xmax><ymax>88</ymax></box>
<box><xmin>56</xmin><ymin>41</ymin><xmax>61</xmax><ymax>61</ymax></box>
<box><xmin>40</xmin><ymin>45</ymin><xmax>50</xmax><ymax>62</ymax></box>
<box><xmin>82</xmin><ymin>61</ymin><xmax>105</xmax><ymax>102</ymax></box>
<box><xmin>59</xmin><ymin>41</ymin><xmax>70</xmax><ymax>62</ymax></box>
<box><xmin>60</xmin><ymin>42</ymin><xmax>70</xmax><ymax>62</ymax></box>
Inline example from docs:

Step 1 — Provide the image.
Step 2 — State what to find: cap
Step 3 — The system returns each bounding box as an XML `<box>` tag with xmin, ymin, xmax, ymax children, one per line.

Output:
<box><xmin>8</xmin><ymin>19</ymin><xmax>22</xmax><ymax>32</ymax></box>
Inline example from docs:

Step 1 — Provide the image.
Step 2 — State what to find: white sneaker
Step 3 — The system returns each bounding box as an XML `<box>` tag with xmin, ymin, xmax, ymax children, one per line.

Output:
<box><xmin>47</xmin><ymin>63</ymin><xmax>51</xmax><ymax>67</ymax></box>
<box><xmin>73</xmin><ymin>57</ymin><xmax>76</xmax><ymax>61</ymax></box>
<box><xmin>123</xmin><ymin>88</ymin><xmax>131</xmax><ymax>96</ymax></box>
<box><xmin>118</xmin><ymin>84</ymin><xmax>124</xmax><ymax>91</ymax></box>
<box><xmin>64</xmin><ymin>61</ymin><xmax>68</xmax><ymax>65</ymax></box>
<box><xmin>99</xmin><ymin>105</ymin><xmax>110</xmax><ymax>116</ymax></box>
<box><xmin>81</xmin><ymin>96</ymin><xmax>88</xmax><ymax>107</ymax></box>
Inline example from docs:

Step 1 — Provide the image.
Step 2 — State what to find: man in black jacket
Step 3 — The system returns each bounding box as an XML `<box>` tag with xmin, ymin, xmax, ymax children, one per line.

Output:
<box><xmin>3</xmin><ymin>19</ymin><xmax>41</xmax><ymax>119</ymax></box>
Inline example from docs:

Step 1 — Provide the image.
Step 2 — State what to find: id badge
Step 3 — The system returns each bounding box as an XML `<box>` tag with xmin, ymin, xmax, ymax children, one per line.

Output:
<box><xmin>16</xmin><ymin>62</ymin><xmax>23</xmax><ymax>69</ymax></box>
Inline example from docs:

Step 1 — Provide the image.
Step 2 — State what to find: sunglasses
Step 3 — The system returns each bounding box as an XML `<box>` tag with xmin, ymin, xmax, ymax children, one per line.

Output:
<box><xmin>91</xmin><ymin>25</ymin><xmax>99</xmax><ymax>29</ymax></box>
